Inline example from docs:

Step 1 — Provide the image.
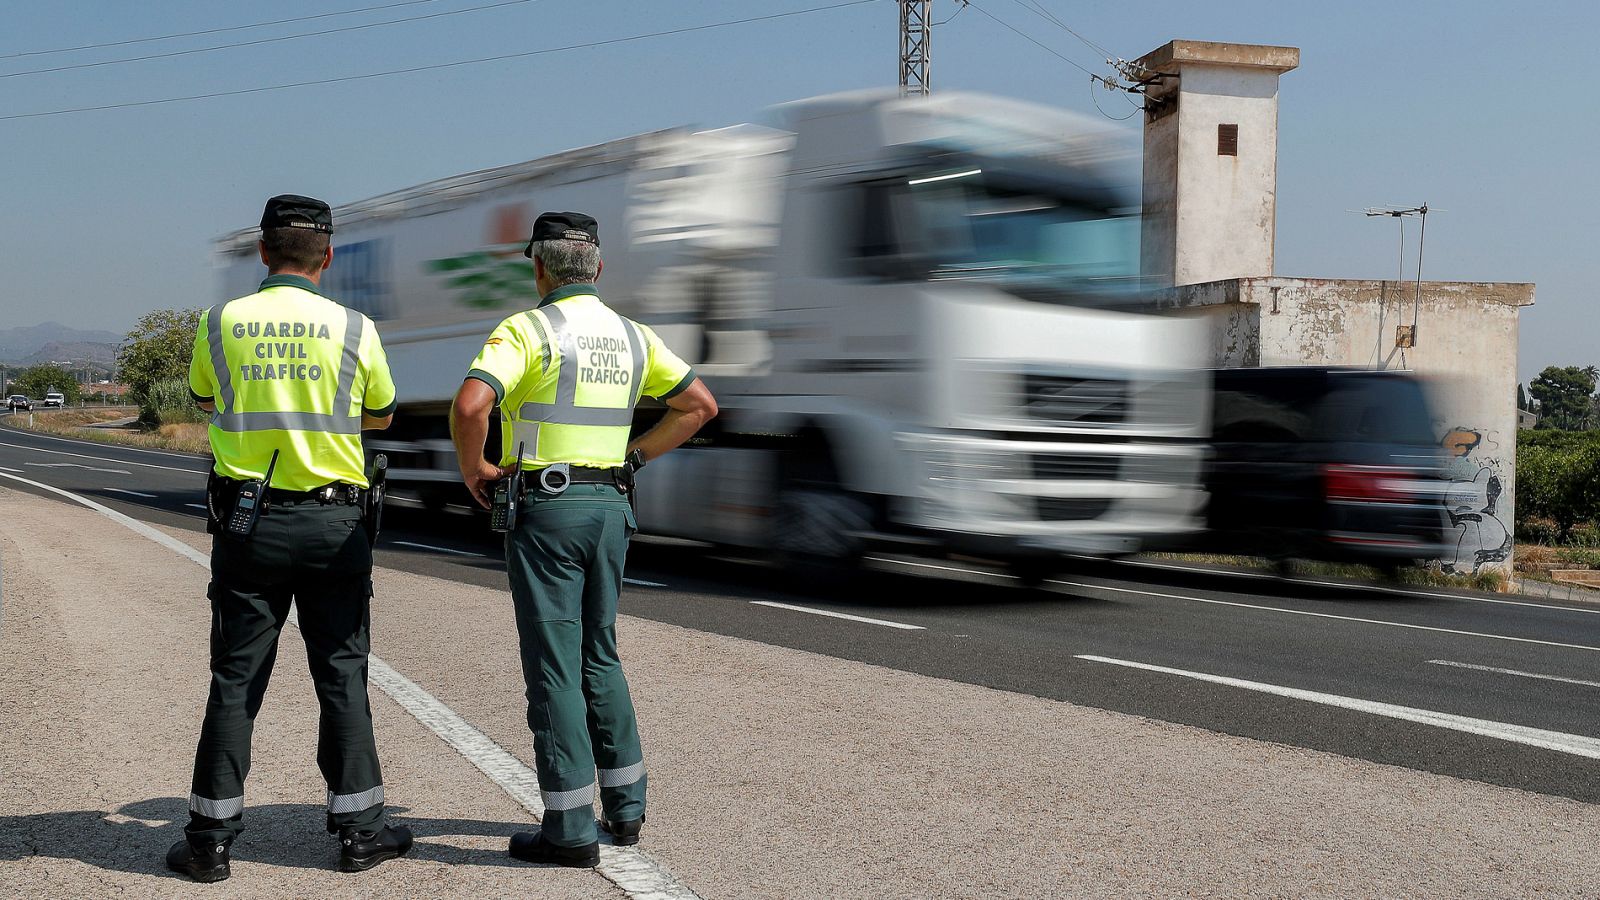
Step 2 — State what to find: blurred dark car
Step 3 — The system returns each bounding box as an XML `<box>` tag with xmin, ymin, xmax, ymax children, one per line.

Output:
<box><xmin>6</xmin><ymin>395</ymin><xmax>31</xmax><ymax>411</ymax></box>
<box><xmin>1202</xmin><ymin>367</ymin><xmax>1451</xmax><ymax>574</ymax></box>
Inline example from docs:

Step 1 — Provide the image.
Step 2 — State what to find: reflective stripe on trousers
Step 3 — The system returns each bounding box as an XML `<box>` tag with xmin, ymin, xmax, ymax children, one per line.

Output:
<box><xmin>541</xmin><ymin>782</ymin><xmax>596</xmax><ymax>811</ymax></box>
<box><xmin>598</xmin><ymin>760</ymin><xmax>645</xmax><ymax>788</ymax></box>
<box><xmin>190</xmin><ymin>793</ymin><xmax>244</xmax><ymax>820</ymax></box>
<box><xmin>327</xmin><ymin>784</ymin><xmax>385</xmax><ymax>814</ymax></box>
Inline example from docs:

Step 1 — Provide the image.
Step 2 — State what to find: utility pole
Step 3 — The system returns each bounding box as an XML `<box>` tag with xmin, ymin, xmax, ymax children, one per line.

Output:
<box><xmin>899</xmin><ymin>1</ymin><xmax>932</xmax><ymax>97</ymax></box>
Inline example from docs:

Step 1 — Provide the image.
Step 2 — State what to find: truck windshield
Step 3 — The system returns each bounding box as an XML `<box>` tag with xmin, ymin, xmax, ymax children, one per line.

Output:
<box><xmin>852</xmin><ymin>173</ymin><xmax>1140</xmax><ymax>299</ymax></box>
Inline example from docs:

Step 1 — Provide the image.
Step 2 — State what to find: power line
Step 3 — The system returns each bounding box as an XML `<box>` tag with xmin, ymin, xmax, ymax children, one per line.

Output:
<box><xmin>3</xmin><ymin>0</ymin><xmax>539</xmax><ymax>79</ymax></box>
<box><xmin>1010</xmin><ymin>0</ymin><xmax>1114</xmax><ymax>60</ymax></box>
<box><xmin>1</xmin><ymin>0</ymin><xmax>441</xmax><ymax>60</ymax></box>
<box><xmin>1</xmin><ymin>0</ymin><xmax>884</xmax><ymax>122</ymax></box>
<box><xmin>963</xmin><ymin>1</ymin><xmax>1104</xmax><ymax>82</ymax></box>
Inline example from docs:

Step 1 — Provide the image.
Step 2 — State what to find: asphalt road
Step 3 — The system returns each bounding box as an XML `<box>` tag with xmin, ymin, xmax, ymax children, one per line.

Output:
<box><xmin>3</xmin><ymin>412</ymin><xmax>1597</xmax><ymax>806</ymax></box>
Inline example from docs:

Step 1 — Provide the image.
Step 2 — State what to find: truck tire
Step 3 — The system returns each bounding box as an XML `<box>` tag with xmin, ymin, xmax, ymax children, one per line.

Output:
<box><xmin>773</xmin><ymin>487</ymin><xmax>873</xmax><ymax>564</ymax></box>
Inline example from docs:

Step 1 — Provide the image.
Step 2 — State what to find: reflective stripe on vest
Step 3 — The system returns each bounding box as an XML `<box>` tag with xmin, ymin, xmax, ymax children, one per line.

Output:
<box><xmin>205</xmin><ymin>300</ymin><xmax>365</xmax><ymax>433</ymax></box>
<box><xmin>514</xmin><ymin>305</ymin><xmax>643</xmax><ymax>428</ymax></box>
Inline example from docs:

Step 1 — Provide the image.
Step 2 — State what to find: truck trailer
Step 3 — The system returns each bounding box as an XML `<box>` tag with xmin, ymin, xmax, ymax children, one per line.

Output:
<box><xmin>216</xmin><ymin>90</ymin><xmax>1209</xmax><ymax>579</ymax></box>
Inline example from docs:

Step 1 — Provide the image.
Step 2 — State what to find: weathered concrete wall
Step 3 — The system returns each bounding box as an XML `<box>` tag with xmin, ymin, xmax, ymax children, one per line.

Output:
<box><xmin>1135</xmin><ymin>42</ymin><xmax>1298</xmax><ymax>288</ymax></box>
<box><xmin>1161</xmin><ymin>277</ymin><xmax>1535</xmax><ymax>575</ymax></box>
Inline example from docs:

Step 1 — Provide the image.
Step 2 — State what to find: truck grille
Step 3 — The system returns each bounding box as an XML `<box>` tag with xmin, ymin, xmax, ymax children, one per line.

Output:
<box><xmin>1036</xmin><ymin>498</ymin><xmax>1113</xmax><ymax>521</ymax></box>
<box><xmin>1030</xmin><ymin>454</ymin><xmax>1121</xmax><ymax>480</ymax></box>
<box><xmin>1021</xmin><ymin>375</ymin><xmax>1127</xmax><ymax>426</ymax></box>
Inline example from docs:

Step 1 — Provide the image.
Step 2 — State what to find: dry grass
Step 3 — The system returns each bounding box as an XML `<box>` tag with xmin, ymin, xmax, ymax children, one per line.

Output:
<box><xmin>6</xmin><ymin>407</ymin><xmax>211</xmax><ymax>456</ymax></box>
<box><xmin>1513</xmin><ymin>542</ymin><xmax>1600</xmax><ymax>585</ymax></box>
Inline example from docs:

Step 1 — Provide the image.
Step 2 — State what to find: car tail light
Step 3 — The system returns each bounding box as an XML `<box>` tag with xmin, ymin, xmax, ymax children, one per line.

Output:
<box><xmin>1323</xmin><ymin>465</ymin><xmax>1415</xmax><ymax>504</ymax></box>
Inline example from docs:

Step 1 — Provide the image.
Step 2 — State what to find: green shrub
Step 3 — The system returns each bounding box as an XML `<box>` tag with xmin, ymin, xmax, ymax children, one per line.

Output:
<box><xmin>144</xmin><ymin>377</ymin><xmax>208</xmax><ymax>426</ymax></box>
<box><xmin>1516</xmin><ymin>430</ymin><xmax>1600</xmax><ymax>542</ymax></box>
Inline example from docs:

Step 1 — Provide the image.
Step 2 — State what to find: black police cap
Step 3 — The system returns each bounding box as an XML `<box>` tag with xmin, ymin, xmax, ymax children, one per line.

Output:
<box><xmin>523</xmin><ymin>211</ymin><xmax>599</xmax><ymax>258</ymax></box>
<box><xmin>261</xmin><ymin>194</ymin><xmax>333</xmax><ymax>234</ymax></box>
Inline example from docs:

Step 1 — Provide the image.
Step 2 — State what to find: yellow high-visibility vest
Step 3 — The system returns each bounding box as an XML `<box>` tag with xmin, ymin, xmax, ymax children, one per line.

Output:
<box><xmin>467</xmin><ymin>284</ymin><xmax>694</xmax><ymax>470</ymax></box>
<box><xmin>188</xmin><ymin>274</ymin><xmax>396</xmax><ymax>490</ymax></box>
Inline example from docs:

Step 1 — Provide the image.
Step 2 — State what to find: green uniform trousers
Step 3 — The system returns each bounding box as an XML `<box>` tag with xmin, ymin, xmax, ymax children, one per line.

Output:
<box><xmin>505</xmin><ymin>483</ymin><xmax>646</xmax><ymax>847</ymax></box>
<box><xmin>187</xmin><ymin>497</ymin><xmax>387</xmax><ymax>844</ymax></box>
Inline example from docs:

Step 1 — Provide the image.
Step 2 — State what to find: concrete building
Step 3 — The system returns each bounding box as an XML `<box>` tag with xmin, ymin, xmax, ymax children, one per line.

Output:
<box><xmin>1133</xmin><ymin>40</ymin><xmax>1534</xmax><ymax>576</ymax></box>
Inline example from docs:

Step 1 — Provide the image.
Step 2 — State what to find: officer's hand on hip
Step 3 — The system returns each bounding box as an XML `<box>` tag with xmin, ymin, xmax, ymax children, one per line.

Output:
<box><xmin>462</xmin><ymin>459</ymin><xmax>509</xmax><ymax>510</ymax></box>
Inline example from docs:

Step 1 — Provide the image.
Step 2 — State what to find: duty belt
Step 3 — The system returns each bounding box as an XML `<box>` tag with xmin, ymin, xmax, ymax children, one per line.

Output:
<box><xmin>521</xmin><ymin>463</ymin><xmax>627</xmax><ymax>496</ymax></box>
<box><xmin>266</xmin><ymin>483</ymin><xmax>364</xmax><ymax>505</ymax></box>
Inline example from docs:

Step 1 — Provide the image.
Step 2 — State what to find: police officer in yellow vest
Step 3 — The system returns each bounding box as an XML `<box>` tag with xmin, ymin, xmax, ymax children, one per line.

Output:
<box><xmin>450</xmin><ymin>212</ymin><xmax>718</xmax><ymax>867</ymax></box>
<box><xmin>169</xmin><ymin>195</ymin><xmax>412</xmax><ymax>882</ymax></box>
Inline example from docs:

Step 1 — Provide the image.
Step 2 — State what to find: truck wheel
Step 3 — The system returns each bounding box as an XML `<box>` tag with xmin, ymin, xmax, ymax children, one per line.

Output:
<box><xmin>772</xmin><ymin>487</ymin><xmax>873</xmax><ymax>571</ymax></box>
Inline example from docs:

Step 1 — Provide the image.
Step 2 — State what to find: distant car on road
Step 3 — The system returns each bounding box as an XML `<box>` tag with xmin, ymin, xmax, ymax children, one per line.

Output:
<box><xmin>1202</xmin><ymin>367</ymin><xmax>1452</xmax><ymax>576</ymax></box>
<box><xmin>6</xmin><ymin>394</ymin><xmax>31</xmax><ymax>411</ymax></box>
<box><xmin>42</xmin><ymin>391</ymin><xmax>64</xmax><ymax>408</ymax></box>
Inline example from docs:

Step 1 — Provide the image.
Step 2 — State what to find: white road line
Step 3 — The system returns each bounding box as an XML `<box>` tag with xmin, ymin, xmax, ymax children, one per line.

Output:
<box><xmin>186</xmin><ymin>503</ymin><xmax>208</xmax><ymax>511</ymax></box>
<box><xmin>24</xmin><ymin>460</ymin><xmax>132</xmax><ymax>474</ymax></box>
<box><xmin>1122</xmin><ymin>558</ymin><xmax>1600</xmax><ymax>616</ymax></box>
<box><xmin>1051</xmin><ymin>578</ymin><xmax>1600</xmax><ymax>654</ymax></box>
<box><xmin>0</xmin><ymin>469</ymin><xmax>702</xmax><ymax>900</ymax></box>
<box><xmin>389</xmin><ymin>540</ymin><xmax>486</xmax><ymax>558</ymax></box>
<box><xmin>1077</xmin><ymin>654</ymin><xmax>1600</xmax><ymax>760</ymax></box>
<box><xmin>623</xmin><ymin>577</ymin><xmax>667</xmax><ymax>588</ymax></box>
<box><xmin>1427</xmin><ymin>659</ymin><xmax>1600</xmax><ymax>690</ymax></box>
<box><xmin>0</xmin><ymin>465</ymin><xmax>21</xmax><ymax>473</ymax></box>
<box><xmin>750</xmin><ymin>600</ymin><xmax>925</xmax><ymax>630</ymax></box>
<box><xmin>104</xmin><ymin>488</ymin><xmax>157</xmax><ymax>499</ymax></box>
<box><xmin>864</xmin><ymin>556</ymin><xmax>1005</xmax><ymax>580</ymax></box>
<box><xmin>0</xmin><ymin>439</ymin><xmax>206</xmax><ymax>475</ymax></box>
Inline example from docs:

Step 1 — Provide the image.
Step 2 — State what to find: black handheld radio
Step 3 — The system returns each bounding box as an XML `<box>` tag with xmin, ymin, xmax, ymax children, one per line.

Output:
<box><xmin>364</xmin><ymin>453</ymin><xmax>388</xmax><ymax>547</ymax></box>
<box><xmin>225</xmin><ymin>449</ymin><xmax>279</xmax><ymax>538</ymax></box>
<box><xmin>489</xmin><ymin>442</ymin><xmax>526</xmax><ymax>533</ymax></box>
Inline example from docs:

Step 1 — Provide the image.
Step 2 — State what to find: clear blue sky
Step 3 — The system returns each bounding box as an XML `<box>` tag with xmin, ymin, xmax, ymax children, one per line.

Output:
<box><xmin>0</xmin><ymin>0</ymin><xmax>1587</xmax><ymax>383</ymax></box>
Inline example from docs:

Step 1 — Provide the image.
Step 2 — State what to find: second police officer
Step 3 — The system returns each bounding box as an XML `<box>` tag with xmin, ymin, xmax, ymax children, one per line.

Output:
<box><xmin>169</xmin><ymin>195</ymin><xmax>412</xmax><ymax>882</ymax></box>
<box><xmin>450</xmin><ymin>212</ymin><xmax>718</xmax><ymax>867</ymax></box>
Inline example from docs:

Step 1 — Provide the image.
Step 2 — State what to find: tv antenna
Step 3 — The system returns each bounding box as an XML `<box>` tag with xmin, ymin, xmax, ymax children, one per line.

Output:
<box><xmin>1359</xmin><ymin>203</ymin><xmax>1436</xmax><ymax>352</ymax></box>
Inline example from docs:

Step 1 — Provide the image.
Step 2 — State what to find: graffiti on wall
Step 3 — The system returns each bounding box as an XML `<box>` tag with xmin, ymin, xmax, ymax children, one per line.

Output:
<box><xmin>1438</xmin><ymin>426</ymin><xmax>1512</xmax><ymax>574</ymax></box>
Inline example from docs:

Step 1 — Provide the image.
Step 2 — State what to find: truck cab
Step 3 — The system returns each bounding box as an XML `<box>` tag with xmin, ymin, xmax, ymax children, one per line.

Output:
<box><xmin>635</xmin><ymin>92</ymin><xmax>1209</xmax><ymax>574</ymax></box>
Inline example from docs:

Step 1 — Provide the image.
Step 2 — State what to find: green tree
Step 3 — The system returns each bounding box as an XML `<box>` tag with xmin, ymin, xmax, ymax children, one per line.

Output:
<box><xmin>1529</xmin><ymin>365</ymin><xmax>1597</xmax><ymax>431</ymax></box>
<box><xmin>13</xmin><ymin>364</ymin><xmax>82</xmax><ymax>405</ymax></box>
<box><xmin>118</xmin><ymin>308</ymin><xmax>202</xmax><ymax>424</ymax></box>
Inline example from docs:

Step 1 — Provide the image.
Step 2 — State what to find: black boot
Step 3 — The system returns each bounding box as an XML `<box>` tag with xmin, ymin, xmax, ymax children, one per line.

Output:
<box><xmin>166</xmin><ymin>838</ymin><xmax>231</xmax><ymax>883</ymax></box>
<box><xmin>338</xmin><ymin>824</ymin><xmax>413</xmax><ymax>873</ymax></box>
<box><xmin>508</xmin><ymin>831</ymin><xmax>600</xmax><ymax>868</ymax></box>
<box><xmin>600</xmin><ymin>816</ymin><xmax>643</xmax><ymax>846</ymax></box>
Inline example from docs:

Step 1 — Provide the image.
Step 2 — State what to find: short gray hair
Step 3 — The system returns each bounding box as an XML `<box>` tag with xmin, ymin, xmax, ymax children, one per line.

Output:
<box><xmin>531</xmin><ymin>238</ymin><xmax>600</xmax><ymax>286</ymax></box>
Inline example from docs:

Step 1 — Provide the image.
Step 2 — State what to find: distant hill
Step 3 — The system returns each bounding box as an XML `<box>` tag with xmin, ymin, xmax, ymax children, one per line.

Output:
<box><xmin>17</xmin><ymin>340</ymin><xmax>121</xmax><ymax>368</ymax></box>
<box><xmin>0</xmin><ymin>322</ymin><xmax>124</xmax><ymax>365</ymax></box>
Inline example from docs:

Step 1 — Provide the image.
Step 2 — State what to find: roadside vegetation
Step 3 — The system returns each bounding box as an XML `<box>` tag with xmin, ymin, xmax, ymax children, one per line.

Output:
<box><xmin>6</xmin><ymin>407</ymin><xmax>210</xmax><ymax>455</ymax></box>
<box><xmin>3</xmin><ymin>308</ymin><xmax>212</xmax><ymax>455</ymax></box>
<box><xmin>1513</xmin><ymin>427</ymin><xmax>1600</xmax><ymax>586</ymax></box>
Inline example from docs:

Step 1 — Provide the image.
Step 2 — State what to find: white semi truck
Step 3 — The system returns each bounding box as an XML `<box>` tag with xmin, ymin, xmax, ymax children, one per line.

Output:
<box><xmin>216</xmin><ymin>90</ymin><xmax>1209</xmax><ymax>579</ymax></box>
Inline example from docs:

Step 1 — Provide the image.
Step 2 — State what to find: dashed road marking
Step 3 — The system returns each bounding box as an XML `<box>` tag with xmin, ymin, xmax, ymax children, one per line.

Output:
<box><xmin>1077</xmin><ymin>654</ymin><xmax>1600</xmax><ymax>760</ymax></box>
<box><xmin>624</xmin><ymin>577</ymin><xmax>667</xmax><ymax>588</ymax></box>
<box><xmin>1427</xmin><ymin>659</ymin><xmax>1600</xmax><ymax>690</ymax></box>
<box><xmin>750</xmin><ymin>600</ymin><xmax>924</xmax><ymax>630</ymax></box>
<box><xmin>0</xmin><ymin>469</ymin><xmax>703</xmax><ymax>900</ymax></box>
<box><xmin>104</xmin><ymin>488</ymin><xmax>157</xmax><ymax>499</ymax></box>
<box><xmin>25</xmin><ymin>461</ymin><xmax>131</xmax><ymax>474</ymax></box>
